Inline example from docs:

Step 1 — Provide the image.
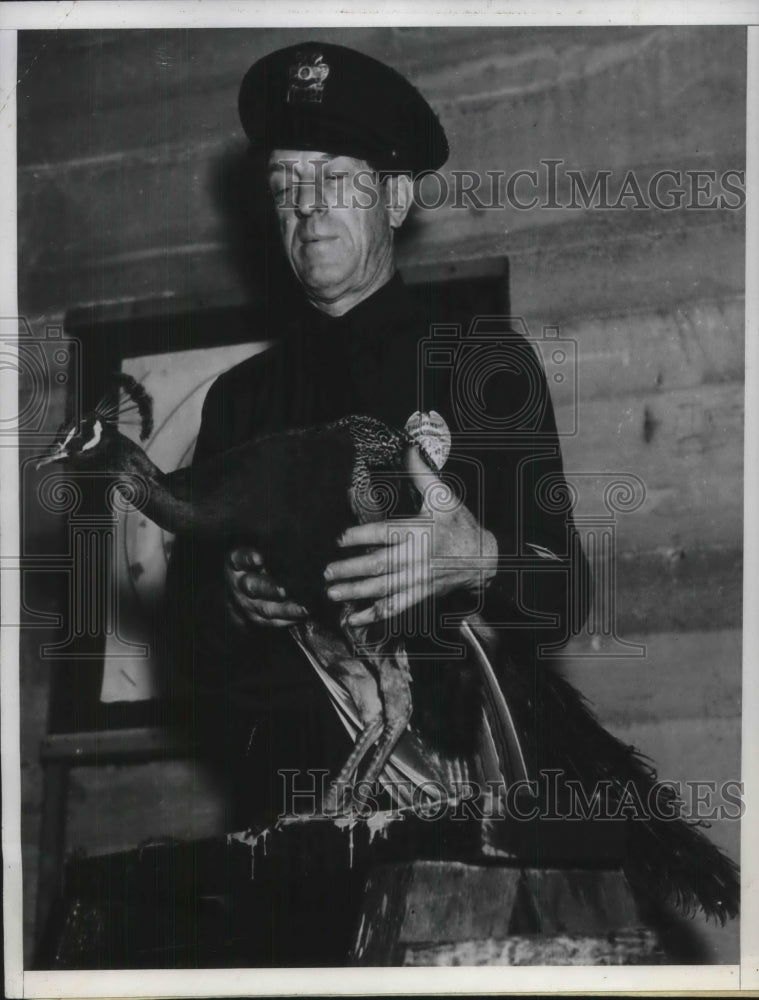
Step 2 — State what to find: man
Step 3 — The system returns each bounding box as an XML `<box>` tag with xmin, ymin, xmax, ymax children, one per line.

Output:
<box><xmin>168</xmin><ymin>39</ymin><xmax>584</xmax><ymax>856</ymax></box>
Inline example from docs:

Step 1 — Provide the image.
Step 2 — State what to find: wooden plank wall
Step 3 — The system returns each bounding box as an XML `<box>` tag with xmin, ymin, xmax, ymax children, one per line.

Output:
<box><xmin>16</xmin><ymin>27</ymin><xmax>745</xmax><ymax>963</ymax></box>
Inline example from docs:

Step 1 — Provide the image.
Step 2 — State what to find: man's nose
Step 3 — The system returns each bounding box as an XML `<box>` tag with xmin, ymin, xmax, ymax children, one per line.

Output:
<box><xmin>294</xmin><ymin>179</ymin><xmax>327</xmax><ymax>217</ymax></box>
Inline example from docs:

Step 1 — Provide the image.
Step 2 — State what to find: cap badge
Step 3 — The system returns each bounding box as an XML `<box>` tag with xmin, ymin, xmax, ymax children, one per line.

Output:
<box><xmin>404</xmin><ymin>410</ymin><xmax>451</xmax><ymax>471</ymax></box>
<box><xmin>287</xmin><ymin>51</ymin><xmax>330</xmax><ymax>104</ymax></box>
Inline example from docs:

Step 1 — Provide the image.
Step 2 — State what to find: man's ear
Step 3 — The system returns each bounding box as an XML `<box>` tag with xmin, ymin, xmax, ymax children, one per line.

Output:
<box><xmin>385</xmin><ymin>174</ymin><xmax>414</xmax><ymax>229</ymax></box>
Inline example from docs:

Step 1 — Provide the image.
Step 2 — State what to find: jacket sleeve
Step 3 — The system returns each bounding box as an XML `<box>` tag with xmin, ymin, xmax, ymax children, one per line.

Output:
<box><xmin>162</xmin><ymin>374</ymin><xmax>257</xmax><ymax>722</ymax></box>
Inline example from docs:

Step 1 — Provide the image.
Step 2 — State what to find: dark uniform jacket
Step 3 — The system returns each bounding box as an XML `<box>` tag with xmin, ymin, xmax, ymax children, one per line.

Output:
<box><xmin>166</xmin><ymin>273</ymin><xmax>589</xmax><ymax>822</ymax></box>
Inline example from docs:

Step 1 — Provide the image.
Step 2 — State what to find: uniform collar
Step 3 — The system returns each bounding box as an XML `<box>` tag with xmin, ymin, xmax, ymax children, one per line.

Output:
<box><xmin>303</xmin><ymin>271</ymin><xmax>410</xmax><ymax>345</ymax></box>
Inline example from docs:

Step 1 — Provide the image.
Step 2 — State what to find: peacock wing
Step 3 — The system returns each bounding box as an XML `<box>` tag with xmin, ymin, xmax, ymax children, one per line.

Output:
<box><xmin>173</xmin><ymin>426</ymin><xmax>357</xmax><ymax>610</ymax></box>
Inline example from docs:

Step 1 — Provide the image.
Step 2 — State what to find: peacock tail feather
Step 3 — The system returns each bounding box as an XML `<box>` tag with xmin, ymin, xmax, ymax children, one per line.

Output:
<box><xmin>494</xmin><ymin>653</ymin><xmax>740</xmax><ymax>924</ymax></box>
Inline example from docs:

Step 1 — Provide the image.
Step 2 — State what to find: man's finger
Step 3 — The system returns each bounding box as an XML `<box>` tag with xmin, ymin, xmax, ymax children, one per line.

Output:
<box><xmin>347</xmin><ymin>586</ymin><xmax>423</xmax><ymax>626</ymax></box>
<box><xmin>239</xmin><ymin>572</ymin><xmax>284</xmax><ymax>601</ymax></box>
<box><xmin>245</xmin><ymin>609</ymin><xmax>299</xmax><ymax>628</ymax></box>
<box><xmin>229</xmin><ymin>547</ymin><xmax>264</xmax><ymax>571</ymax></box>
<box><xmin>337</xmin><ymin>522</ymin><xmax>391</xmax><ymax>548</ymax></box>
<box><xmin>274</xmin><ymin>600</ymin><xmax>309</xmax><ymax>619</ymax></box>
<box><xmin>230</xmin><ymin>583</ymin><xmax>307</xmax><ymax>618</ymax></box>
<box><xmin>327</xmin><ymin>555</ymin><xmax>428</xmax><ymax>603</ymax></box>
<box><xmin>326</xmin><ymin>573</ymin><xmax>391</xmax><ymax>603</ymax></box>
<box><xmin>324</xmin><ymin>547</ymin><xmax>393</xmax><ymax>583</ymax></box>
<box><xmin>254</xmin><ymin>599</ymin><xmax>308</xmax><ymax>620</ymax></box>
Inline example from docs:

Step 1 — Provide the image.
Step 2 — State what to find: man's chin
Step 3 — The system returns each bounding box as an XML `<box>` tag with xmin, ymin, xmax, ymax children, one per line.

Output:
<box><xmin>296</xmin><ymin>271</ymin><xmax>352</xmax><ymax>303</ymax></box>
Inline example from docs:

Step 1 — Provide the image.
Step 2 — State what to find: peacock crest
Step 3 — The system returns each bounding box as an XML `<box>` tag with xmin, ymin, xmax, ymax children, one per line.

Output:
<box><xmin>92</xmin><ymin>372</ymin><xmax>154</xmax><ymax>441</ymax></box>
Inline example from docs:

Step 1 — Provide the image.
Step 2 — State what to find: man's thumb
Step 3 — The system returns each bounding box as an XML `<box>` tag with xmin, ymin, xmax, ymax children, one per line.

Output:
<box><xmin>405</xmin><ymin>445</ymin><xmax>440</xmax><ymax>505</ymax></box>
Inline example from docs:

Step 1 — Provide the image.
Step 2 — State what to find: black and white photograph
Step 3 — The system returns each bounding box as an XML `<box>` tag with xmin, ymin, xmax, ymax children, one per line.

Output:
<box><xmin>1</xmin><ymin>2</ymin><xmax>756</xmax><ymax>995</ymax></box>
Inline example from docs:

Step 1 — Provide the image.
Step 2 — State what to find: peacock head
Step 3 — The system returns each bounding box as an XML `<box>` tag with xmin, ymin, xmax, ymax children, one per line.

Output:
<box><xmin>36</xmin><ymin>414</ymin><xmax>113</xmax><ymax>469</ymax></box>
<box><xmin>36</xmin><ymin>373</ymin><xmax>154</xmax><ymax>471</ymax></box>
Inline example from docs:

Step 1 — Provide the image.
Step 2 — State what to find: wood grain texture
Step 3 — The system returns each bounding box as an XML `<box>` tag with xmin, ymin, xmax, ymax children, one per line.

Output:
<box><xmin>562</xmin><ymin>628</ymin><xmax>741</xmax><ymax>723</ymax></box>
<box><xmin>403</xmin><ymin>928</ymin><xmax>663</xmax><ymax>965</ymax></box>
<box><xmin>350</xmin><ymin>863</ymin><xmax>657</xmax><ymax>965</ymax></box>
<box><xmin>558</xmin><ymin>380</ymin><xmax>743</xmax><ymax>552</ymax></box>
<box><xmin>18</xmin><ymin>28</ymin><xmax>745</xmax><ymax>166</ymax></box>
<box><xmin>532</xmin><ymin>297</ymin><xmax>744</xmax><ymax>407</ymax></box>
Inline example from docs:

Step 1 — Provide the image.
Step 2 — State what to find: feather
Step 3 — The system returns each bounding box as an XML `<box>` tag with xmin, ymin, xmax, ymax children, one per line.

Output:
<box><xmin>492</xmin><ymin>652</ymin><xmax>740</xmax><ymax>923</ymax></box>
<box><xmin>95</xmin><ymin>372</ymin><xmax>154</xmax><ymax>441</ymax></box>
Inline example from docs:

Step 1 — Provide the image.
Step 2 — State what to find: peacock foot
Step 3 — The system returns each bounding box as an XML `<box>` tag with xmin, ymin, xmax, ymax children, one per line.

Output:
<box><xmin>322</xmin><ymin>716</ymin><xmax>384</xmax><ymax>815</ymax></box>
<box><xmin>359</xmin><ymin>711</ymin><xmax>412</xmax><ymax>790</ymax></box>
<box><xmin>356</xmin><ymin>654</ymin><xmax>413</xmax><ymax>790</ymax></box>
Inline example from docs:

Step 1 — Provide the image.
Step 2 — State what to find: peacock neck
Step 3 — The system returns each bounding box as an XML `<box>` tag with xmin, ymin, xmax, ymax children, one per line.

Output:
<box><xmin>139</xmin><ymin>474</ymin><xmax>199</xmax><ymax>535</ymax></box>
<box><xmin>114</xmin><ymin>438</ymin><xmax>201</xmax><ymax>536</ymax></box>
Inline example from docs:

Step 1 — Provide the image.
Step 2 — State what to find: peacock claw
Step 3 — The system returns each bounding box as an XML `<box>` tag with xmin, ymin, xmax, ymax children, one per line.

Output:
<box><xmin>322</xmin><ymin>780</ymin><xmax>351</xmax><ymax>816</ymax></box>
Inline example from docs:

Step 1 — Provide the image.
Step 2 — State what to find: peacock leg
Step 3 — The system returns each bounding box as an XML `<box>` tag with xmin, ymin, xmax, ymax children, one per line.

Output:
<box><xmin>357</xmin><ymin>654</ymin><xmax>413</xmax><ymax>790</ymax></box>
<box><xmin>323</xmin><ymin>715</ymin><xmax>385</xmax><ymax>814</ymax></box>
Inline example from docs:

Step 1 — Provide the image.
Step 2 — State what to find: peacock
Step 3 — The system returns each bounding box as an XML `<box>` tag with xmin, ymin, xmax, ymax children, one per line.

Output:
<box><xmin>38</xmin><ymin>373</ymin><xmax>740</xmax><ymax>925</ymax></box>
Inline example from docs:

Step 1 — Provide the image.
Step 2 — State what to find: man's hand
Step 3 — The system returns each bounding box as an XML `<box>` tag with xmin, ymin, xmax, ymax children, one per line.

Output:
<box><xmin>225</xmin><ymin>547</ymin><xmax>309</xmax><ymax>628</ymax></box>
<box><xmin>324</xmin><ymin>447</ymin><xmax>498</xmax><ymax>627</ymax></box>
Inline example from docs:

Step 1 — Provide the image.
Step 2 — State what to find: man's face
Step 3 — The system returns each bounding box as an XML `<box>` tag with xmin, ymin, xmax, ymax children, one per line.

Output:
<box><xmin>267</xmin><ymin>150</ymin><xmax>397</xmax><ymax>309</ymax></box>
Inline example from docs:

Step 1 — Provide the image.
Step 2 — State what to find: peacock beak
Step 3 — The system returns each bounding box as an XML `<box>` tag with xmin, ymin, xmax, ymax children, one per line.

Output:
<box><xmin>36</xmin><ymin>449</ymin><xmax>68</xmax><ymax>470</ymax></box>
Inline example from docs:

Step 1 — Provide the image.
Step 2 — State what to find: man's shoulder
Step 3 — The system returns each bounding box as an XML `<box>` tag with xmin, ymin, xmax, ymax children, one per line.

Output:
<box><xmin>206</xmin><ymin>337</ymin><xmax>288</xmax><ymax>398</ymax></box>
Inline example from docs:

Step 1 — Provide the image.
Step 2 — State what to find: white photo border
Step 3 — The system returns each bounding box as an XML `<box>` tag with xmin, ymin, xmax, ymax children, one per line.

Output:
<box><xmin>1</xmin><ymin>2</ymin><xmax>757</xmax><ymax>996</ymax></box>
